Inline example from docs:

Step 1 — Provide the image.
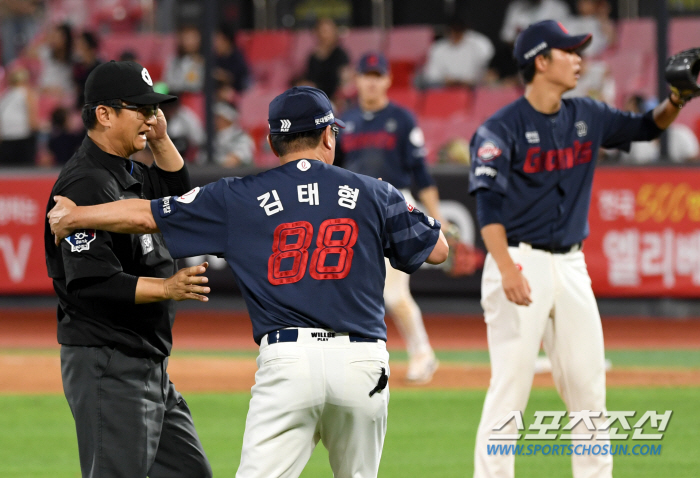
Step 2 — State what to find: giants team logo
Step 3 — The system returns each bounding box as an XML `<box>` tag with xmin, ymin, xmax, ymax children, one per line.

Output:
<box><xmin>406</xmin><ymin>200</ymin><xmax>415</xmax><ymax>212</ymax></box>
<box><xmin>176</xmin><ymin>187</ymin><xmax>200</xmax><ymax>204</ymax></box>
<box><xmin>477</xmin><ymin>142</ymin><xmax>502</xmax><ymax>161</ymax></box>
<box><xmin>65</xmin><ymin>230</ymin><xmax>96</xmax><ymax>252</ymax></box>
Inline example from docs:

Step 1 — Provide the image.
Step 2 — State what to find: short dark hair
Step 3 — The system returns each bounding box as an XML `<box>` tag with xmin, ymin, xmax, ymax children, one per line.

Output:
<box><xmin>519</xmin><ymin>49</ymin><xmax>552</xmax><ymax>84</ymax></box>
<box><xmin>81</xmin><ymin>101</ymin><xmax>122</xmax><ymax>130</ymax></box>
<box><xmin>270</xmin><ymin>129</ymin><xmax>325</xmax><ymax>157</ymax></box>
<box><xmin>81</xmin><ymin>31</ymin><xmax>99</xmax><ymax>51</ymax></box>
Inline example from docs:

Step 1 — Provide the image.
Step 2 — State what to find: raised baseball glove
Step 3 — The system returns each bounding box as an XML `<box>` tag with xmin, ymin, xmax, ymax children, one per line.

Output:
<box><xmin>665</xmin><ymin>47</ymin><xmax>700</xmax><ymax>104</ymax></box>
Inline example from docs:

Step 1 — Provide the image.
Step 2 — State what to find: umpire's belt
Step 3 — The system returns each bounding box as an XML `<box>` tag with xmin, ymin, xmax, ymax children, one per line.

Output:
<box><xmin>508</xmin><ymin>241</ymin><xmax>583</xmax><ymax>254</ymax></box>
<box><xmin>265</xmin><ymin>328</ymin><xmax>379</xmax><ymax>345</ymax></box>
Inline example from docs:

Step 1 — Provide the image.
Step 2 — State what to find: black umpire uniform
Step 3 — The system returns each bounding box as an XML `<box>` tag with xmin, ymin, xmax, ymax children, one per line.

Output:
<box><xmin>44</xmin><ymin>61</ymin><xmax>211</xmax><ymax>478</ymax></box>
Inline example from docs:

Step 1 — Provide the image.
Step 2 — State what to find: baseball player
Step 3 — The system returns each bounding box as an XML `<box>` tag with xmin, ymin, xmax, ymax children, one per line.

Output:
<box><xmin>48</xmin><ymin>86</ymin><xmax>449</xmax><ymax>478</ymax></box>
<box><xmin>43</xmin><ymin>61</ymin><xmax>212</xmax><ymax>478</ymax></box>
<box><xmin>469</xmin><ymin>21</ymin><xmax>687</xmax><ymax>478</ymax></box>
<box><xmin>338</xmin><ymin>52</ymin><xmax>444</xmax><ymax>384</ymax></box>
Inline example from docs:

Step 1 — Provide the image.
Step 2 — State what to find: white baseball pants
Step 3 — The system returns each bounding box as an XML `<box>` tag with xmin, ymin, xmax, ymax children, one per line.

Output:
<box><xmin>474</xmin><ymin>244</ymin><xmax>612</xmax><ymax>478</ymax></box>
<box><xmin>236</xmin><ymin>329</ymin><xmax>390</xmax><ymax>478</ymax></box>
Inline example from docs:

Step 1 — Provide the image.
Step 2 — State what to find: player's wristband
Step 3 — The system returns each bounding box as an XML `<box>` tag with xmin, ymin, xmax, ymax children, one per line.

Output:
<box><xmin>668</xmin><ymin>93</ymin><xmax>684</xmax><ymax>109</ymax></box>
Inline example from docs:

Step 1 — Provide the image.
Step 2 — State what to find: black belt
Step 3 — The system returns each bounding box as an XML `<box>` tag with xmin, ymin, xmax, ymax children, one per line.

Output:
<box><xmin>266</xmin><ymin>329</ymin><xmax>378</xmax><ymax>344</ymax></box>
<box><xmin>507</xmin><ymin>241</ymin><xmax>582</xmax><ymax>254</ymax></box>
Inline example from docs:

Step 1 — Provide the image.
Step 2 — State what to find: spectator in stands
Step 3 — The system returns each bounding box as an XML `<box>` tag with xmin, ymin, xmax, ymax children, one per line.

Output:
<box><xmin>0</xmin><ymin>0</ymin><xmax>43</xmax><ymax>65</ymax></box>
<box><xmin>73</xmin><ymin>31</ymin><xmax>101</xmax><ymax>108</ymax></box>
<box><xmin>164</xmin><ymin>25</ymin><xmax>204</xmax><ymax>93</ymax></box>
<box><xmin>214</xmin><ymin>24</ymin><xmax>250</xmax><ymax>93</ymax></box>
<box><xmin>0</xmin><ymin>66</ymin><xmax>39</xmax><ymax>166</ymax></box>
<box><xmin>618</xmin><ymin>94</ymin><xmax>700</xmax><ymax>164</ymax></box>
<box><xmin>305</xmin><ymin>17</ymin><xmax>351</xmax><ymax>101</ymax></box>
<box><xmin>500</xmin><ymin>0</ymin><xmax>570</xmax><ymax>43</ymax></box>
<box><xmin>47</xmin><ymin>107</ymin><xmax>84</xmax><ymax>165</ymax></box>
<box><xmin>161</xmin><ymin>95</ymin><xmax>205</xmax><ymax>163</ymax></box>
<box><xmin>35</xmin><ymin>23</ymin><xmax>74</xmax><ymax>97</ymax></box>
<box><xmin>422</xmin><ymin>17</ymin><xmax>495</xmax><ymax>88</ymax></box>
<box><xmin>212</xmin><ymin>101</ymin><xmax>253</xmax><ymax>167</ymax></box>
<box><xmin>565</xmin><ymin>0</ymin><xmax>615</xmax><ymax>57</ymax></box>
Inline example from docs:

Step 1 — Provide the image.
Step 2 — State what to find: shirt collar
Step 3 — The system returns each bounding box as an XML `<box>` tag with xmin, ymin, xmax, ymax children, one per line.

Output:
<box><xmin>82</xmin><ymin>135</ymin><xmax>140</xmax><ymax>190</ymax></box>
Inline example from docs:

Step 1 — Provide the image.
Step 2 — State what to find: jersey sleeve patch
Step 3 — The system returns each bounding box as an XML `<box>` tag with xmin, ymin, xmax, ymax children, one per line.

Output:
<box><xmin>476</xmin><ymin>141</ymin><xmax>502</xmax><ymax>161</ymax></box>
<box><xmin>176</xmin><ymin>187</ymin><xmax>200</xmax><ymax>204</ymax></box>
<box><xmin>64</xmin><ymin>230</ymin><xmax>97</xmax><ymax>252</ymax></box>
<box><xmin>157</xmin><ymin>196</ymin><xmax>178</xmax><ymax>217</ymax></box>
<box><xmin>409</xmin><ymin>127</ymin><xmax>425</xmax><ymax>147</ymax></box>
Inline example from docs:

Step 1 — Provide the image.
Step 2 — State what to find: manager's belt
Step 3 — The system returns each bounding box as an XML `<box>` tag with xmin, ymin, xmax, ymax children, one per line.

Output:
<box><xmin>508</xmin><ymin>241</ymin><xmax>583</xmax><ymax>254</ymax></box>
<box><xmin>266</xmin><ymin>329</ymin><xmax>379</xmax><ymax>345</ymax></box>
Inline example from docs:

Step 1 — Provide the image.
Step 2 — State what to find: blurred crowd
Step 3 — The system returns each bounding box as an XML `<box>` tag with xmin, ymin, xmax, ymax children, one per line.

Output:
<box><xmin>0</xmin><ymin>0</ymin><xmax>698</xmax><ymax>169</ymax></box>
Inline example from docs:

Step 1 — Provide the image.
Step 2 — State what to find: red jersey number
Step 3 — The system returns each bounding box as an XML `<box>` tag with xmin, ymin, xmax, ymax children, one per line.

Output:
<box><xmin>268</xmin><ymin>219</ymin><xmax>358</xmax><ymax>285</ymax></box>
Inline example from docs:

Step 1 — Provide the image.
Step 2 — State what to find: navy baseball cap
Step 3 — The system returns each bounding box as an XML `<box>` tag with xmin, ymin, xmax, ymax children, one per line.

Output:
<box><xmin>84</xmin><ymin>60</ymin><xmax>177</xmax><ymax>105</ymax></box>
<box><xmin>514</xmin><ymin>20</ymin><xmax>592</xmax><ymax>67</ymax></box>
<box><xmin>268</xmin><ymin>86</ymin><xmax>345</xmax><ymax>134</ymax></box>
<box><xmin>358</xmin><ymin>52</ymin><xmax>389</xmax><ymax>75</ymax></box>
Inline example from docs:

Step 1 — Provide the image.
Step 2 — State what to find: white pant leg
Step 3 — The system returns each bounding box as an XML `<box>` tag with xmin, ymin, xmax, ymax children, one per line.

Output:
<box><xmin>474</xmin><ymin>247</ymin><xmax>556</xmax><ymax>478</ymax></box>
<box><xmin>542</xmin><ymin>251</ymin><xmax>612</xmax><ymax>478</ymax></box>
<box><xmin>321</xmin><ymin>341</ymin><xmax>390</xmax><ymax>478</ymax></box>
<box><xmin>383</xmin><ymin>257</ymin><xmax>431</xmax><ymax>357</ymax></box>
<box><xmin>236</xmin><ymin>342</ymin><xmax>324</xmax><ymax>478</ymax></box>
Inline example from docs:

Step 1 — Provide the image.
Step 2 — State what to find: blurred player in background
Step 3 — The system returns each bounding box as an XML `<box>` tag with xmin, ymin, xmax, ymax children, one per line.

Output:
<box><xmin>338</xmin><ymin>53</ymin><xmax>444</xmax><ymax>384</ymax></box>
<box><xmin>469</xmin><ymin>20</ymin><xmax>686</xmax><ymax>478</ymax></box>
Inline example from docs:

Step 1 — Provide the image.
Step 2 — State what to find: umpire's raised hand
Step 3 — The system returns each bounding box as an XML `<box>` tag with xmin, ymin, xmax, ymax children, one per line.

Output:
<box><xmin>163</xmin><ymin>262</ymin><xmax>211</xmax><ymax>302</ymax></box>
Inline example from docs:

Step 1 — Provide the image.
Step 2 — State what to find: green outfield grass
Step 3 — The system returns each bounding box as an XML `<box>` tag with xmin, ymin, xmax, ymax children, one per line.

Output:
<box><xmin>0</xmin><ymin>388</ymin><xmax>698</xmax><ymax>477</ymax></box>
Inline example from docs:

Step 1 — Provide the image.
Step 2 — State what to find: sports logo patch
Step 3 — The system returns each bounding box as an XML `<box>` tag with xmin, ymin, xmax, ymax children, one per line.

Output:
<box><xmin>280</xmin><ymin>119</ymin><xmax>291</xmax><ymax>132</ymax></box>
<box><xmin>406</xmin><ymin>200</ymin><xmax>415</xmax><ymax>212</ymax></box>
<box><xmin>477</xmin><ymin>142</ymin><xmax>502</xmax><ymax>161</ymax></box>
<box><xmin>65</xmin><ymin>230</ymin><xmax>96</xmax><ymax>252</ymax></box>
<box><xmin>314</xmin><ymin>110</ymin><xmax>334</xmax><ymax>126</ymax></box>
<box><xmin>158</xmin><ymin>196</ymin><xmax>177</xmax><ymax>217</ymax></box>
<box><xmin>140</xmin><ymin>234</ymin><xmax>154</xmax><ymax>254</ymax></box>
<box><xmin>575</xmin><ymin>121</ymin><xmax>588</xmax><ymax>137</ymax></box>
<box><xmin>475</xmin><ymin>166</ymin><xmax>498</xmax><ymax>177</ymax></box>
<box><xmin>297</xmin><ymin>159</ymin><xmax>311</xmax><ymax>171</ymax></box>
<box><xmin>176</xmin><ymin>187</ymin><xmax>200</xmax><ymax>204</ymax></box>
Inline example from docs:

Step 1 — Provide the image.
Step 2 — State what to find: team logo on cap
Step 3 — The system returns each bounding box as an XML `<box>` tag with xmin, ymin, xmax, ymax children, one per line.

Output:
<box><xmin>477</xmin><ymin>141</ymin><xmax>502</xmax><ymax>161</ymax></box>
<box><xmin>141</xmin><ymin>68</ymin><xmax>153</xmax><ymax>86</ymax></box>
<box><xmin>280</xmin><ymin>119</ymin><xmax>291</xmax><ymax>132</ymax></box>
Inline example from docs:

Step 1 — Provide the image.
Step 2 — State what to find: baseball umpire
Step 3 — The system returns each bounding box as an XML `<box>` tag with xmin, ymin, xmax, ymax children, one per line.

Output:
<box><xmin>48</xmin><ymin>85</ymin><xmax>449</xmax><ymax>478</ymax></box>
<box><xmin>469</xmin><ymin>20</ymin><xmax>691</xmax><ymax>478</ymax></box>
<box><xmin>338</xmin><ymin>52</ymin><xmax>445</xmax><ymax>384</ymax></box>
<box><xmin>44</xmin><ymin>60</ymin><xmax>212</xmax><ymax>478</ymax></box>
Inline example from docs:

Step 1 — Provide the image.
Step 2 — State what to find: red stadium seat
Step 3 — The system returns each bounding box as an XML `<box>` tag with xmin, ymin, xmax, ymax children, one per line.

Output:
<box><xmin>387</xmin><ymin>87</ymin><xmax>421</xmax><ymax>111</ymax></box>
<box><xmin>420</xmin><ymin>88</ymin><xmax>473</xmax><ymax>118</ymax></box>
<box><xmin>238</xmin><ymin>87</ymin><xmax>282</xmax><ymax>130</ymax></box>
<box><xmin>340</xmin><ymin>28</ymin><xmax>385</xmax><ymax>66</ymax></box>
<box><xmin>420</xmin><ymin>116</ymin><xmax>480</xmax><ymax>164</ymax></box>
<box><xmin>243</xmin><ymin>30</ymin><xmax>293</xmax><ymax>63</ymax></box>
<box><xmin>178</xmin><ymin>92</ymin><xmax>205</xmax><ymax>123</ymax></box>
<box><xmin>615</xmin><ymin>18</ymin><xmax>655</xmax><ymax>54</ymax></box>
<box><xmin>250</xmin><ymin>59</ymin><xmax>293</xmax><ymax>89</ymax></box>
<box><xmin>385</xmin><ymin>26</ymin><xmax>433</xmax><ymax>63</ymax></box>
<box><xmin>670</xmin><ymin>18</ymin><xmax>700</xmax><ymax>54</ymax></box>
<box><xmin>291</xmin><ymin>30</ymin><xmax>317</xmax><ymax>76</ymax></box>
<box><xmin>472</xmin><ymin>86</ymin><xmax>522</xmax><ymax>121</ymax></box>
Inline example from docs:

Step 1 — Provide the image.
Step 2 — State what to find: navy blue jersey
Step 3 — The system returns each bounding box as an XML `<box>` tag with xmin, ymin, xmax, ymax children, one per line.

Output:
<box><xmin>151</xmin><ymin>159</ymin><xmax>441</xmax><ymax>344</ymax></box>
<box><xmin>469</xmin><ymin>97</ymin><xmax>662</xmax><ymax>247</ymax></box>
<box><xmin>340</xmin><ymin>102</ymin><xmax>433</xmax><ymax>190</ymax></box>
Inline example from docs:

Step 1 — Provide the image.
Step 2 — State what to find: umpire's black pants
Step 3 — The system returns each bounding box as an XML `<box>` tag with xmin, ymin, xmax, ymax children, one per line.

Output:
<box><xmin>61</xmin><ymin>345</ymin><xmax>212</xmax><ymax>478</ymax></box>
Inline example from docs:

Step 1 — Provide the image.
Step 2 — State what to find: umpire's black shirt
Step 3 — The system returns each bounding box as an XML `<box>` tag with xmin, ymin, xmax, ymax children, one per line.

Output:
<box><xmin>45</xmin><ymin>136</ymin><xmax>191</xmax><ymax>358</ymax></box>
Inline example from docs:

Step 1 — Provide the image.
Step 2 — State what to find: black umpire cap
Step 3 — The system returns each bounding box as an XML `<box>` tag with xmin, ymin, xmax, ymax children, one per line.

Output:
<box><xmin>84</xmin><ymin>60</ymin><xmax>177</xmax><ymax>105</ymax></box>
<box><xmin>268</xmin><ymin>86</ymin><xmax>345</xmax><ymax>134</ymax></box>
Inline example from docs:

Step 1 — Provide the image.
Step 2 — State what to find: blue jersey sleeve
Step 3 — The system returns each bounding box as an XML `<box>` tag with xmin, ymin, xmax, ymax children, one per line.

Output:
<box><xmin>150</xmin><ymin>178</ymin><xmax>230</xmax><ymax>259</ymax></box>
<box><xmin>468</xmin><ymin>121</ymin><xmax>513</xmax><ymax>195</ymax></box>
<box><xmin>402</xmin><ymin>112</ymin><xmax>434</xmax><ymax>190</ymax></box>
<box><xmin>383</xmin><ymin>184</ymin><xmax>441</xmax><ymax>273</ymax></box>
<box><xmin>588</xmin><ymin>98</ymin><xmax>663</xmax><ymax>151</ymax></box>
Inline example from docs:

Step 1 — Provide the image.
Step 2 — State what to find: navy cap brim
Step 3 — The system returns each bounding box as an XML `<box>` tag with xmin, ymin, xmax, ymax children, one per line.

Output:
<box><xmin>335</xmin><ymin>118</ymin><xmax>346</xmax><ymax>129</ymax></box>
<box><xmin>121</xmin><ymin>91</ymin><xmax>177</xmax><ymax>105</ymax></box>
<box><xmin>558</xmin><ymin>33</ymin><xmax>592</xmax><ymax>54</ymax></box>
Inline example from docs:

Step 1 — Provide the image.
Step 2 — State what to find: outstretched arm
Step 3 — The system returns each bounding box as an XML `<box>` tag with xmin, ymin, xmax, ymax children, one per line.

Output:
<box><xmin>49</xmin><ymin>196</ymin><xmax>158</xmax><ymax>243</ymax></box>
